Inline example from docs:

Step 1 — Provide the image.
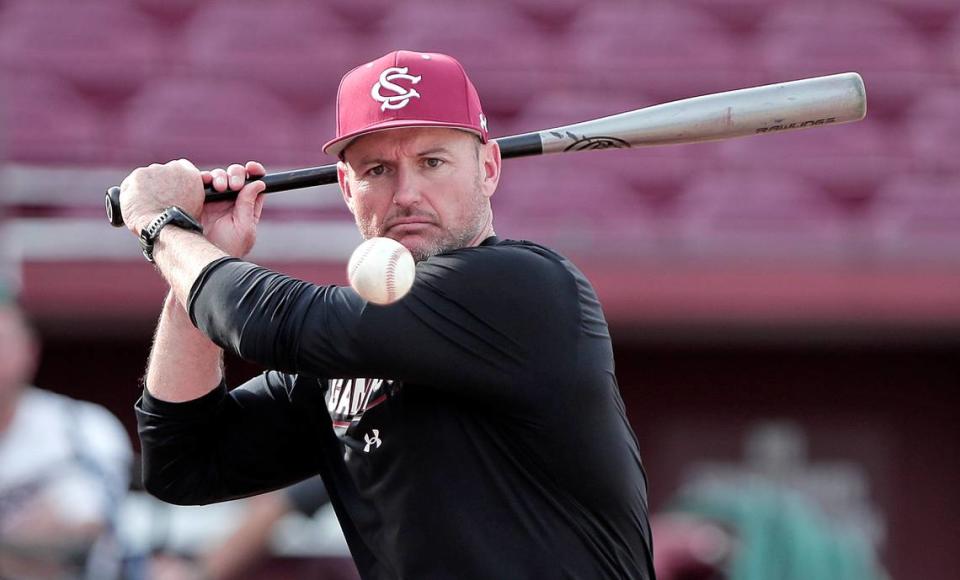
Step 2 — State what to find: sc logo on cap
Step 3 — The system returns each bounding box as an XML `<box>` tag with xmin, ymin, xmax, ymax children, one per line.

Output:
<box><xmin>371</xmin><ymin>67</ymin><xmax>422</xmax><ymax>111</ymax></box>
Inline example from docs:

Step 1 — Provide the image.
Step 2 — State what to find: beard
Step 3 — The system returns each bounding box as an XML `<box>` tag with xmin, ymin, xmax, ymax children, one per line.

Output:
<box><xmin>356</xmin><ymin>180</ymin><xmax>490</xmax><ymax>263</ymax></box>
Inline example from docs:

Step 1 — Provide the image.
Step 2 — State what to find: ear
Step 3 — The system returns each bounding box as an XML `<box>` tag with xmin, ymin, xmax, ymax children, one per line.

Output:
<box><xmin>479</xmin><ymin>140</ymin><xmax>501</xmax><ymax>199</ymax></box>
<box><xmin>337</xmin><ymin>161</ymin><xmax>356</xmax><ymax>215</ymax></box>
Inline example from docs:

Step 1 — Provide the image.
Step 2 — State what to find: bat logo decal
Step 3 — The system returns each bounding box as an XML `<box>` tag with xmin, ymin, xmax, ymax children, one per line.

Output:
<box><xmin>555</xmin><ymin>132</ymin><xmax>631</xmax><ymax>151</ymax></box>
<box><xmin>755</xmin><ymin>117</ymin><xmax>837</xmax><ymax>133</ymax></box>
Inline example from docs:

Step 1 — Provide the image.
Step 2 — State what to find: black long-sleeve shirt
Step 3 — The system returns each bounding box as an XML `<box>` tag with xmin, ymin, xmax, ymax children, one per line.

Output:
<box><xmin>136</xmin><ymin>237</ymin><xmax>654</xmax><ymax>579</ymax></box>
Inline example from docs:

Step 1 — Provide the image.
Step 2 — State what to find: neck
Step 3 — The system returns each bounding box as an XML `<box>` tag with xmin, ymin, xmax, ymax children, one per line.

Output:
<box><xmin>466</xmin><ymin>211</ymin><xmax>495</xmax><ymax>248</ymax></box>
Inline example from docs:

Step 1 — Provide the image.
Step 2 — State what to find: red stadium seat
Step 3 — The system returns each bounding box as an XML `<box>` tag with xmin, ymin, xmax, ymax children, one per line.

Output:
<box><xmin>758</xmin><ymin>4</ymin><xmax>938</xmax><ymax>123</ymax></box>
<box><xmin>504</xmin><ymin>87</ymin><xmax>709</xmax><ymax>207</ymax></box>
<box><xmin>568</xmin><ymin>3</ymin><xmax>764</xmax><ymax>103</ymax></box>
<box><xmin>944</xmin><ymin>17</ymin><xmax>960</xmax><ymax>78</ymax></box>
<box><xmin>904</xmin><ymin>88</ymin><xmax>960</xmax><ymax>174</ymax></box>
<box><xmin>505</xmin><ymin>89</ymin><xmax>655</xmax><ymax>137</ymax></box>
<box><xmin>870</xmin><ymin>174</ymin><xmax>960</xmax><ymax>260</ymax></box>
<box><xmin>0</xmin><ymin>1</ymin><xmax>163</xmax><ymax>102</ymax></box>
<box><xmin>494</xmin><ymin>155</ymin><xmax>656</xmax><ymax>228</ymax></box>
<box><xmin>386</xmin><ymin>3</ymin><xmax>555</xmax><ymax>128</ymax></box>
<box><xmin>497</xmin><ymin>0</ymin><xmax>589</xmax><ymax>33</ymax></box>
<box><xmin>325</xmin><ymin>0</ymin><xmax>397</xmax><ymax>32</ymax></box>
<box><xmin>677</xmin><ymin>171</ymin><xmax>847</xmax><ymax>254</ymax></box>
<box><xmin>715</xmin><ymin>121</ymin><xmax>898</xmax><ymax>215</ymax></box>
<box><xmin>122</xmin><ymin>78</ymin><xmax>309</xmax><ymax>167</ymax></box>
<box><xmin>684</xmin><ymin>0</ymin><xmax>781</xmax><ymax>33</ymax></box>
<box><xmin>876</xmin><ymin>0</ymin><xmax>960</xmax><ymax>34</ymax></box>
<box><xmin>130</xmin><ymin>0</ymin><xmax>204</xmax><ymax>27</ymax></box>
<box><xmin>0</xmin><ymin>74</ymin><xmax>111</xmax><ymax>163</ymax></box>
<box><xmin>181</xmin><ymin>0</ymin><xmax>390</xmax><ymax>114</ymax></box>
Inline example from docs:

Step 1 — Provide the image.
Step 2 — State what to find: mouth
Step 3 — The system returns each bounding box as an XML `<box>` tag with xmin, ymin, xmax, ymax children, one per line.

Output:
<box><xmin>385</xmin><ymin>217</ymin><xmax>435</xmax><ymax>234</ymax></box>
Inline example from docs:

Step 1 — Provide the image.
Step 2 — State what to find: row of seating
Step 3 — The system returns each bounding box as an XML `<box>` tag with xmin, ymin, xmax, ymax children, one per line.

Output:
<box><xmin>1</xmin><ymin>73</ymin><xmax>953</xmax><ymax>169</ymax></box>
<box><xmin>5</xmin><ymin>166</ymin><xmax>955</xmax><ymax>232</ymax></box>
<box><xmin>2</xmin><ymin>0</ymin><xmax>960</xmax><ymax>36</ymax></box>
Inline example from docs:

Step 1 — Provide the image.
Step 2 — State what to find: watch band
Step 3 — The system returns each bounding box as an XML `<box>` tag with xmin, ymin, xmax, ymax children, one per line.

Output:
<box><xmin>139</xmin><ymin>206</ymin><xmax>204</xmax><ymax>263</ymax></box>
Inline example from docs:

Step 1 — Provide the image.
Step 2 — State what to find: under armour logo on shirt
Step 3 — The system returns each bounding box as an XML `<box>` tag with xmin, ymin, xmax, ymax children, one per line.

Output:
<box><xmin>371</xmin><ymin>67</ymin><xmax>422</xmax><ymax>111</ymax></box>
<box><xmin>364</xmin><ymin>429</ymin><xmax>382</xmax><ymax>453</ymax></box>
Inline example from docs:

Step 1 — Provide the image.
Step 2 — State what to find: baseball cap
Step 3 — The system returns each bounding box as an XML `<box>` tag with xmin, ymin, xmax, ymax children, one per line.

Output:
<box><xmin>323</xmin><ymin>50</ymin><xmax>489</xmax><ymax>158</ymax></box>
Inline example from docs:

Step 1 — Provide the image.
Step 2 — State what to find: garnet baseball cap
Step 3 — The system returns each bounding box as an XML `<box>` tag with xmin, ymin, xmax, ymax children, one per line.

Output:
<box><xmin>323</xmin><ymin>50</ymin><xmax>489</xmax><ymax>158</ymax></box>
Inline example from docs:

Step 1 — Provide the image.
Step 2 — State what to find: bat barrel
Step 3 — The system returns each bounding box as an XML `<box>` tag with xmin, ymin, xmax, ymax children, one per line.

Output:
<box><xmin>538</xmin><ymin>72</ymin><xmax>867</xmax><ymax>154</ymax></box>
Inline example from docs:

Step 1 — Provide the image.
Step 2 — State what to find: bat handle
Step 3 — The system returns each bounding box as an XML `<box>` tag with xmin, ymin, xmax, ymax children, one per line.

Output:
<box><xmin>104</xmin><ymin>165</ymin><xmax>341</xmax><ymax>228</ymax></box>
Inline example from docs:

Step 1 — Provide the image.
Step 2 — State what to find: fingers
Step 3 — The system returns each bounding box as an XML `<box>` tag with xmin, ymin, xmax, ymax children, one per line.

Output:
<box><xmin>203</xmin><ymin>161</ymin><xmax>265</xmax><ymax>193</ymax></box>
<box><xmin>245</xmin><ymin>160</ymin><xmax>266</xmax><ymax>178</ymax></box>
<box><xmin>235</xmin><ymin>179</ymin><xmax>267</xmax><ymax>226</ymax></box>
<box><xmin>227</xmin><ymin>163</ymin><xmax>246</xmax><ymax>190</ymax></box>
<box><xmin>203</xmin><ymin>168</ymin><xmax>227</xmax><ymax>192</ymax></box>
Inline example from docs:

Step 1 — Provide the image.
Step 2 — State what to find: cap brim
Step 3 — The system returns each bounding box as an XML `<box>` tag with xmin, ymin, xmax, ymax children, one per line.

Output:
<box><xmin>323</xmin><ymin>120</ymin><xmax>485</xmax><ymax>158</ymax></box>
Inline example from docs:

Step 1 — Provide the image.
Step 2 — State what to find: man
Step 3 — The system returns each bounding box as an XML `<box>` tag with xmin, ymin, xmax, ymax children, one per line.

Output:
<box><xmin>122</xmin><ymin>50</ymin><xmax>654</xmax><ymax>579</ymax></box>
<box><xmin>0</xmin><ymin>297</ymin><xmax>132</xmax><ymax>579</ymax></box>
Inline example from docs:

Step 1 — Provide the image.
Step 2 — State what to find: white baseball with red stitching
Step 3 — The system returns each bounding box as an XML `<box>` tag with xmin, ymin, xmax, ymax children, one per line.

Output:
<box><xmin>347</xmin><ymin>237</ymin><xmax>416</xmax><ymax>305</ymax></box>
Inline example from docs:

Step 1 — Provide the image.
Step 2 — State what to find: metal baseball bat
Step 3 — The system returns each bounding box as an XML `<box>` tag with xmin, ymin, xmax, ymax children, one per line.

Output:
<box><xmin>106</xmin><ymin>72</ymin><xmax>866</xmax><ymax>227</ymax></box>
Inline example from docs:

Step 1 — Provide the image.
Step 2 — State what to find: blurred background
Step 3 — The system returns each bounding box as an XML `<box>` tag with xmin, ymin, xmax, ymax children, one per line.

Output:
<box><xmin>1</xmin><ymin>0</ymin><xmax>958</xmax><ymax>578</ymax></box>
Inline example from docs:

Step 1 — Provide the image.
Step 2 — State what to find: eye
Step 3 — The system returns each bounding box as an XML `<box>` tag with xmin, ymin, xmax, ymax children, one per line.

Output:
<box><xmin>366</xmin><ymin>164</ymin><xmax>386</xmax><ymax>177</ymax></box>
<box><xmin>424</xmin><ymin>158</ymin><xmax>444</xmax><ymax>169</ymax></box>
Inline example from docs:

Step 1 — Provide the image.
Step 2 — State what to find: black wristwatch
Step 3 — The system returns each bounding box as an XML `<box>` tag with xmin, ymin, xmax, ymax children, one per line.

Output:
<box><xmin>139</xmin><ymin>206</ymin><xmax>204</xmax><ymax>263</ymax></box>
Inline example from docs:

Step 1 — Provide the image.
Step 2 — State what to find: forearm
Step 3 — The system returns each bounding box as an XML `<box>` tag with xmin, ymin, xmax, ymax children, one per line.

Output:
<box><xmin>153</xmin><ymin>227</ymin><xmax>228</xmax><ymax>311</ymax></box>
<box><xmin>146</xmin><ymin>288</ymin><xmax>224</xmax><ymax>403</ymax></box>
<box><xmin>145</xmin><ymin>224</ymin><xmax>231</xmax><ymax>404</ymax></box>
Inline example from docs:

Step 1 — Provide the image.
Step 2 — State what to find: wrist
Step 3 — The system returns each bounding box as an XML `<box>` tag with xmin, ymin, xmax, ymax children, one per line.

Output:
<box><xmin>140</xmin><ymin>206</ymin><xmax>204</xmax><ymax>263</ymax></box>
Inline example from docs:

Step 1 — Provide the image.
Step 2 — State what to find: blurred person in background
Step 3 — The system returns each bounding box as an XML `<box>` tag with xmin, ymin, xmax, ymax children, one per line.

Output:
<box><xmin>0</xmin><ymin>294</ymin><xmax>133</xmax><ymax>579</ymax></box>
<box><xmin>149</xmin><ymin>476</ymin><xmax>332</xmax><ymax>580</ymax></box>
<box><xmin>652</xmin><ymin>482</ymin><xmax>887</xmax><ymax>580</ymax></box>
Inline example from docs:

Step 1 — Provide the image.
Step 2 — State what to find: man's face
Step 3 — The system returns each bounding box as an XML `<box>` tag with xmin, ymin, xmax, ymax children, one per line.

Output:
<box><xmin>338</xmin><ymin>128</ymin><xmax>501</xmax><ymax>262</ymax></box>
<box><xmin>0</xmin><ymin>306</ymin><xmax>38</xmax><ymax>407</ymax></box>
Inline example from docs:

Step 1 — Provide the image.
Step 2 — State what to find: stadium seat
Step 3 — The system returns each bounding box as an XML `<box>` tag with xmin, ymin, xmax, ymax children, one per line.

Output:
<box><xmin>758</xmin><ymin>4</ymin><xmax>938</xmax><ymax>122</ymax></box>
<box><xmin>505</xmin><ymin>88</ymin><xmax>654</xmax><ymax>137</ymax></box>
<box><xmin>182</xmin><ymin>0</ymin><xmax>389</xmax><ymax>114</ymax></box>
<box><xmin>122</xmin><ymin>78</ymin><xmax>308</xmax><ymax>167</ymax></box>
<box><xmin>904</xmin><ymin>88</ymin><xmax>960</xmax><ymax>174</ymax></box>
<box><xmin>302</xmin><ymin>104</ymin><xmax>339</xmax><ymax>162</ymax></box>
<box><xmin>683</xmin><ymin>0</ymin><xmax>781</xmax><ymax>33</ymax></box>
<box><xmin>0</xmin><ymin>74</ymin><xmax>110</xmax><ymax>163</ymax></box>
<box><xmin>944</xmin><ymin>17</ymin><xmax>960</xmax><ymax>78</ymax></box>
<box><xmin>130</xmin><ymin>0</ymin><xmax>204</xmax><ymax>27</ymax></box>
<box><xmin>497</xmin><ymin>0</ymin><xmax>589</xmax><ymax>33</ymax></box>
<box><xmin>869</xmin><ymin>174</ymin><xmax>960</xmax><ymax>260</ymax></box>
<box><xmin>503</xmin><ymin>86</ymin><xmax>709</xmax><ymax>207</ymax></box>
<box><xmin>568</xmin><ymin>3</ymin><xmax>763</xmax><ymax>103</ymax></box>
<box><xmin>387</xmin><ymin>4</ymin><xmax>555</xmax><ymax>127</ymax></box>
<box><xmin>325</xmin><ymin>0</ymin><xmax>397</xmax><ymax>33</ymax></box>
<box><xmin>876</xmin><ymin>0</ymin><xmax>960</xmax><ymax>34</ymax></box>
<box><xmin>715</xmin><ymin>121</ymin><xmax>898</xmax><ymax>215</ymax></box>
<box><xmin>495</xmin><ymin>155</ymin><xmax>651</xmax><ymax>224</ymax></box>
<box><xmin>677</xmin><ymin>171</ymin><xmax>847</xmax><ymax>255</ymax></box>
<box><xmin>0</xmin><ymin>1</ymin><xmax>163</xmax><ymax>102</ymax></box>
<box><xmin>762</xmin><ymin>2</ymin><xmax>910</xmax><ymax>32</ymax></box>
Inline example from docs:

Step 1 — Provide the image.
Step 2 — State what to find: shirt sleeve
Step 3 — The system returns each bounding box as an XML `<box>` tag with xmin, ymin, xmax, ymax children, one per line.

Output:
<box><xmin>188</xmin><ymin>245</ymin><xmax>582</xmax><ymax>410</ymax></box>
<box><xmin>136</xmin><ymin>371</ymin><xmax>328</xmax><ymax>505</ymax></box>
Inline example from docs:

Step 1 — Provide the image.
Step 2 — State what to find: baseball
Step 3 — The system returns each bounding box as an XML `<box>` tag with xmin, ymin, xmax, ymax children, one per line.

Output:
<box><xmin>347</xmin><ymin>237</ymin><xmax>416</xmax><ymax>305</ymax></box>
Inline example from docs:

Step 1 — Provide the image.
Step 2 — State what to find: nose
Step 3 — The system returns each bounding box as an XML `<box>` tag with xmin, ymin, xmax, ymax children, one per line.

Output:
<box><xmin>392</xmin><ymin>166</ymin><xmax>422</xmax><ymax>208</ymax></box>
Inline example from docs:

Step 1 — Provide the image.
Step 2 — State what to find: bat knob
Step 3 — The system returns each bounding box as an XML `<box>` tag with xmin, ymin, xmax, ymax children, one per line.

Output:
<box><xmin>105</xmin><ymin>186</ymin><xmax>124</xmax><ymax>227</ymax></box>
